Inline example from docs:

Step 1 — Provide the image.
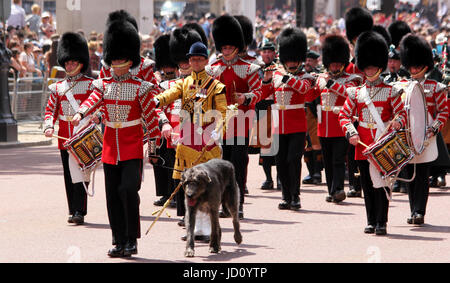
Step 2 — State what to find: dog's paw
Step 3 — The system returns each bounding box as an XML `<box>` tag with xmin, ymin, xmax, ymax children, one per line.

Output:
<box><xmin>234</xmin><ymin>233</ymin><xmax>243</xmax><ymax>245</ymax></box>
<box><xmin>184</xmin><ymin>248</ymin><xmax>195</xmax><ymax>257</ymax></box>
<box><xmin>209</xmin><ymin>246</ymin><xmax>221</xmax><ymax>254</ymax></box>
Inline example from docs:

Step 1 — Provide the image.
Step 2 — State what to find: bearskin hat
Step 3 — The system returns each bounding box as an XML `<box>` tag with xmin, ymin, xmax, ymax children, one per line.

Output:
<box><xmin>388</xmin><ymin>21</ymin><xmax>411</xmax><ymax>48</ymax></box>
<box><xmin>57</xmin><ymin>32</ymin><xmax>90</xmax><ymax>73</ymax></box>
<box><xmin>372</xmin><ymin>25</ymin><xmax>391</xmax><ymax>46</ymax></box>
<box><xmin>169</xmin><ymin>27</ymin><xmax>203</xmax><ymax>65</ymax></box>
<box><xmin>106</xmin><ymin>10</ymin><xmax>138</xmax><ymax>31</ymax></box>
<box><xmin>154</xmin><ymin>34</ymin><xmax>177</xmax><ymax>70</ymax></box>
<box><xmin>212</xmin><ymin>14</ymin><xmax>245</xmax><ymax>52</ymax></box>
<box><xmin>182</xmin><ymin>22</ymin><xmax>208</xmax><ymax>47</ymax></box>
<box><xmin>400</xmin><ymin>34</ymin><xmax>434</xmax><ymax>72</ymax></box>
<box><xmin>322</xmin><ymin>35</ymin><xmax>350</xmax><ymax>69</ymax></box>
<box><xmin>278</xmin><ymin>27</ymin><xmax>307</xmax><ymax>64</ymax></box>
<box><xmin>355</xmin><ymin>31</ymin><xmax>388</xmax><ymax>71</ymax></box>
<box><xmin>103</xmin><ymin>20</ymin><xmax>141</xmax><ymax>69</ymax></box>
<box><xmin>345</xmin><ymin>7</ymin><xmax>374</xmax><ymax>43</ymax></box>
<box><xmin>234</xmin><ymin>15</ymin><xmax>254</xmax><ymax>47</ymax></box>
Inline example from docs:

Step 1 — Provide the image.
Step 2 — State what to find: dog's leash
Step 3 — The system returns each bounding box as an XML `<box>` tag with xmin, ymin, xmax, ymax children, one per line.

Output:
<box><xmin>145</xmin><ymin>138</ymin><xmax>217</xmax><ymax>236</ymax></box>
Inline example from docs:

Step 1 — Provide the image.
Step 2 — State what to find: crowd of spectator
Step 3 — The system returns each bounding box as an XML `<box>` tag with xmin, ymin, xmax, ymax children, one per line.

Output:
<box><xmin>1</xmin><ymin>0</ymin><xmax>450</xmax><ymax>81</ymax></box>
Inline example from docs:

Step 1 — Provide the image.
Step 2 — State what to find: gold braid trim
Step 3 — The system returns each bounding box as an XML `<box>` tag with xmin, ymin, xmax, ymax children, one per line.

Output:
<box><xmin>172</xmin><ymin>143</ymin><xmax>222</xmax><ymax>179</ymax></box>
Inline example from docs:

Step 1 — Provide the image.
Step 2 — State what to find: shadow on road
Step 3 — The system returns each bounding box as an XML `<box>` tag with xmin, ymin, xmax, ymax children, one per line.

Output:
<box><xmin>202</xmin><ymin>248</ymin><xmax>257</xmax><ymax>262</ymax></box>
<box><xmin>387</xmin><ymin>233</ymin><xmax>445</xmax><ymax>241</ymax></box>
<box><xmin>410</xmin><ymin>224</ymin><xmax>450</xmax><ymax>233</ymax></box>
<box><xmin>298</xmin><ymin>209</ymin><xmax>355</xmax><ymax>216</ymax></box>
<box><xmin>242</xmin><ymin>218</ymin><xmax>300</xmax><ymax>225</ymax></box>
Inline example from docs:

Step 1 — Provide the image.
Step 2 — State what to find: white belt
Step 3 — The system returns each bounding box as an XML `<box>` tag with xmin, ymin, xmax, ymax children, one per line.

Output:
<box><xmin>271</xmin><ymin>104</ymin><xmax>305</xmax><ymax>110</ymax></box>
<box><xmin>321</xmin><ymin>106</ymin><xmax>343</xmax><ymax>113</ymax></box>
<box><xmin>59</xmin><ymin>115</ymin><xmax>74</xmax><ymax>122</ymax></box>
<box><xmin>358</xmin><ymin>121</ymin><xmax>378</xmax><ymax>129</ymax></box>
<box><xmin>106</xmin><ymin>119</ymin><xmax>141</xmax><ymax>129</ymax></box>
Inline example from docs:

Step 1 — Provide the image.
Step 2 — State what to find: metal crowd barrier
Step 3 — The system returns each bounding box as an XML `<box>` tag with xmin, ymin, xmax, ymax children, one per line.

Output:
<box><xmin>9</xmin><ymin>76</ymin><xmax>46</xmax><ymax>121</ymax></box>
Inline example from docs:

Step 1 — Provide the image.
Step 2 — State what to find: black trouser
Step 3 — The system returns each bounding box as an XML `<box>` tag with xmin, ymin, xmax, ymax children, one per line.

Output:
<box><xmin>153</xmin><ymin>139</ymin><xmax>176</xmax><ymax>198</ymax></box>
<box><xmin>275</xmin><ymin>133</ymin><xmax>306</xmax><ymax>202</ymax></box>
<box><xmin>222</xmin><ymin>137</ymin><xmax>249</xmax><ymax>206</ymax></box>
<box><xmin>261</xmin><ymin>155</ymin><xmax>275</xmax><ymax>182</ymax></box>
<box><xmin>357</xmin><ymin>160</ymin><xmax>390</xmax><ymax>226</ymax></box>
<box><xmin>347</xmin><ymin>144</ymin><xmax>361</xmax><ymax>191</ymax></box>
<box><xmin>176</xmin><ymin>179</ymin><xmax>184</xmax><ymax>217</ymax></box>
<box><xmin>406</xmin><ymin>163</ymin><xmax>431</xmax><ymax>216</ymax></box>
<box><xmin>103</xmin><ymin>159</ymin><xmax>143</xmax><ymax>245</ymax></box>
<box><xmin>60</xmin><ymin>150</ymin><xmax>88</xmax><ymax>216</ymax></box>
<box><xmin>320</xmin><ymin>137</ymin><xmax>348</xmax><ymax>196</ymax></box>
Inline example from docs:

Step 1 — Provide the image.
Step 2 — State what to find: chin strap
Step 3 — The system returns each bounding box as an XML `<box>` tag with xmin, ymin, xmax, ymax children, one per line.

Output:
<box><xmin>365</xmin><ymin>68</ymin><xmax>382</xmax><ymax>82</ymax></box>
<box><xmin>66</xmin><ymin>63</ymin><xmax>82</xmax><ymax>77</ymax></box>
<box><xmin>111</xmin><ymin>60</ymin><xmax>132</xmax><ymax>70</ymax></box>
<box><xmin>410</xmin><ymin>66</ymin><xmax>428</xmax><ymax>79</ymax></box>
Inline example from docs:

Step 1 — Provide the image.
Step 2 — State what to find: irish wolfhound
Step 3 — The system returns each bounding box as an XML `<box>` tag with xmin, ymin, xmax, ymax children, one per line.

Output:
<box><xmin>181</xmin><ymin>159</ymin><xmax>242</xmax><ymax>257</ymax></box>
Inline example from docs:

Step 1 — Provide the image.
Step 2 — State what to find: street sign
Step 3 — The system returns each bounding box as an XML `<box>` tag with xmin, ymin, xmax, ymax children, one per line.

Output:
<box><xmin>0</xmin><ymin>0</ymin><xmax>11</xmax><ymax>23</ymax></box>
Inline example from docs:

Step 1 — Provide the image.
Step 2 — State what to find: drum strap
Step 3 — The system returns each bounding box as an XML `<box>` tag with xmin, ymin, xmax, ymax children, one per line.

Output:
<box><xmin>361</xmin><ymin>86</ymin><xmax>386</xmax><ymax>139</ymax></box>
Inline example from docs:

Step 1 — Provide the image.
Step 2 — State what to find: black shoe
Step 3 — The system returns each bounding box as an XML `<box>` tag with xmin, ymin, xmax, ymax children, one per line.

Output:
<box><xmin>108</xmin><ymin>245</ymin><xmax>129</xmax><ymax>258</ymax></box>
<box><xmin>244</xmin><ymin>187</ymin><xmax>249</xmax><ymax>195</ymax></box>
<box><xmin>72</xmin><ymin>212</ymin><xmax>84</xmax><ymax>225</ymax></box>
<box><xmin>261</xmin><ymin>180</ymin><xmax>274</xmax><ymax>190</ymax></box>
<box><xmin>414</xmin><ymin>214</ymin><xmax>425</xmax><ymax>225</ymax></box>
<box><xmin>124</xmin><ymin>240</ymin><xmax>138</xmax><ymax>255</ymax></box>
<box><xmin>153</xmin><ymin>196</ymin><xmax>168</xmax><ymax>206</ymax></box>
<box><xmin>219</xmin><ymin>209</ymin><xmax>231</xmax><ymax>218</ymax></box>
<box><xmin>67</xmin><ymin>216</ymin><xmax>74</xmax><ymax>224</ymax></box>
<box><xmin>347</xmin><ymin>188</ymin><xmax>362</xmax><ymax>198</ymax></box>
<box><xmin>332</xmin><ymin>190</ymin><xmax>346</xmax><ymax>203</ymax></box>
<box><xmin>325</xmin><ymin>195</ymin><xmax>333</xmax><ymax>202</ymax></box>
<box><xmin>178</xmin><ymin>217</ymin><xmax>185</xmax><ymax>227</ymax></box>
<box><xmin>169</xmin><ymin>199</ymin><xmax>177</xmax><ymax>208</ymax></box>
<box><xmin>437</xmin><ymin>175</ymin><xmax>446</xmax><ymax>187</ymax></box>
<box><xmin>392</xmin><ymin>181</ymin><xmax>401</xmax><ymax>192</ymax></box>
<box><xmin>364</xmin><ymin>225</ymin><xmax>375</xmax><ymax>234</ymax></box>
<box><xmin>312</xmin><ymin>173</ymin><xmax>322</xmax><ymax>184</ymax></box>
<box><xmin>429</xmin><ymin>176</ymin><xmax>438</xmax><ymax>187</ymax></box>
<box><xmin>399</xmin><ymin>186</ymin><xmax>408</xmax><ymax>194</ymax></box>
<box><xmin>278</xmin><ymin>200</ymin><xmax>291</xmax><ymax>210</ymax></box>
<box><xmin>375</xmin><ymin>223</ymin><xmax>387</xmax><ymax>235</ymax></box>
<box><xmin>302</xmin><ymin>175</ymin><xmax>315</xmax><ymax>184</ymax></box>
<box><xmin>290</xmin><ymin>200</ymin><xmax>301</xmax><ymax>211</ymax></box>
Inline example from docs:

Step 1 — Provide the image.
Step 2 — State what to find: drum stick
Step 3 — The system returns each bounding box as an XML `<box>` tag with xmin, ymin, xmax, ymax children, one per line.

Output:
<box><xmin>51</xmin><ymin>135</ymin><xmax>69</xmax><ymax>141</ymax></box>
<box><xmin>358</xmin><ymin>141</ymin><xmax>369</xmax><ymax>149</ymax></box>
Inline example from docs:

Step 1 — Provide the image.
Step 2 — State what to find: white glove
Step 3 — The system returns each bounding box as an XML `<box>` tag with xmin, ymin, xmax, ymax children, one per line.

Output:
<box><xmin>211</xmin><ymin>130</ymin><xmax>221</xmax><ymax>141</ymax></box>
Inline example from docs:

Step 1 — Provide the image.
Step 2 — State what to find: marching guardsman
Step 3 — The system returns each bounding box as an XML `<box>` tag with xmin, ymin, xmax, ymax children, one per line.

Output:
<box><xmin>72</xmin><ymin>19</ymin><xmax>161</xmax><ymax>258</ymax></box>
<box><xmin>152</xmin><ymin>33</ymin><xmax>179</xmax><ymax>208</ymax></box>
<box><xmin>339</xmin><ymin>31</ymin><xmax>407</xmax><ymax>236</ymax></box>
<box><xmin>315</xmin><ymin>35</ymin><xmax>363</xmax><ymax>203</ymax></box>
<box><xmin>256</xmin><ymin>41</ymin><xmax>279</xmax><ymax>190</ymax></box>
<box><xmin>344</xmin><ymin>7</ymin><xmax>373</xmax><ymax>75</ymax></box>
<box><xmin>343</xmin><ymin>7</ymin><xmax>374</xmax><ymax>198</ymax></box>
<box><xmin>155</xmin><ymin>41</ymin><xmax>228</xmax><ymax>241</ymax></box>
<box><xmin>303</xmin><ymin>50</ymin><xmax>324</xmax><ymax>186</ymax></box>
<box><xmin>44</xmin><ymin>32</ymin><xmax>94</xmax><ymax>225</ymax></box>
<box><xmin>207</xmin><ymin>14</ymin><xmax>263</xmax><ymax>219</ymax></box>
<box><xmin>98</xmin><ymin>10</ymin><xmax>157</xmax><ymax>85</ymax></box>
<box><xmin>235</xmin><ymin>15</ymin><xmax>264</xmax><ymax>66</ymax></box>
<box><xmin>261</xmin><ymin>27</ymin><xmax>316</xmax><ymax>211</ymax></box>
<box><xmin>383</xmin><ymin>45</ymin><xmax>410</xmax><ymax>85</ymax></box>
<box><xmin>399</xmin><ymin>34</ymin><xmax>449</xmax><ymax>226</ymax></box>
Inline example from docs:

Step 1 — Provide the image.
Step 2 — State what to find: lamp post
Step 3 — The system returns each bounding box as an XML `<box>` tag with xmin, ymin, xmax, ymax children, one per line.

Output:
<box><xmin>0</xmin><ymin>41</ymin><xmax>17</xmax><ymax>143</ymax></box>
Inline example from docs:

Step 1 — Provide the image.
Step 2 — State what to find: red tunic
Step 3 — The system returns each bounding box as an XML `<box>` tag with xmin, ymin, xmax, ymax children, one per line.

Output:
<box><xmin>316</xmin><ymin>73</ymin><xmax>363</xmax><ymax>137</ymax></box>
<box><xmin>99</xmin><ymin>57</ymin><xmax>158</xmax><ymax>85</ymax></box>
<box><xmin>157</xmin><ymin>79</ymin><xmax>182</xmax><ymax>148</ymax></box>
<box><xmin>78</xmin><ymin>73</ymin><xmax>161</xmax><ymax>165</ymax></box>
<box><xmin>206</xmin><ymin>57</ymin><xmax>262</xmax><ymax>138</ymax></box>
<box><xmin>261</xmin><ymin>70</ymin><xmax>315</xmax><ymax>135</ymax></box>
<box><xmin>339</xmin><ymin>78</ymin><xmax>407</xmax><ymax>160</ymax></box>
<box><xmin>44</xmin><ymin>74</ymin><xmax>94</xmax><ymax>149</ymax></box>
<box><xmin>420</xmin><ymin>79</ymin><xmax>449</xmax><ymax>132</ymax></box>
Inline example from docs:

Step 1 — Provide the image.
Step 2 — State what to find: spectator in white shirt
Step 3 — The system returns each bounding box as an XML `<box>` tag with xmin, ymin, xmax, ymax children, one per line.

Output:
<box><xmin>19</xmin><ymin>42</ymin><xmax>42</xmax><ymax>77</ymax></box>
<box><xmin>6</xmin><ymin>0</ymin><xmax>26</xmax><ymax>29</ymax></box>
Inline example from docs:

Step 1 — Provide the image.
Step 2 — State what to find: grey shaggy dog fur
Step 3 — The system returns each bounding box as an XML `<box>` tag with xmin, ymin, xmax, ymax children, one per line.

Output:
<box><xmin>181</xmin><ymin>159</ymin><xmax>242</xmax><ymax>257</ymax></box>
